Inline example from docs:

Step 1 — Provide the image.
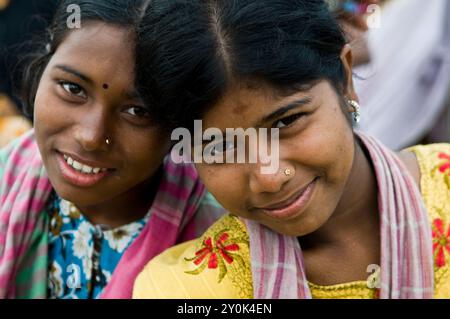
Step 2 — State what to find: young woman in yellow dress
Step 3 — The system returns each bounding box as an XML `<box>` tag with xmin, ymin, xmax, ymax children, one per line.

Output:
<box><xmin>133</xmin><ymin>0</ymin><xmax>450</xmax><ymax>299</ymax></box>
<box><xmin>0</xmin><ymin>0</ymin><xmax>224</xmax><ymax>299</ymax></box>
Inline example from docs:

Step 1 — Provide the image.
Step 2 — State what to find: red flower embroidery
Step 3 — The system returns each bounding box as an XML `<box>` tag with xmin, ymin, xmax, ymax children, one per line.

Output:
<box><xmin>432</xmin><ymin>218</ymin><xmax>450</xmax><ymax>267</ymax></box>
<box><xmin>191</xmin><ymin>233</ymin><xmax>239</xmax><ymax>269</ymax></box>
<box><xmin>438</xmin><ymin>152</ymin><xmax>450</xmax><ymax>175</ymax></box>
<box><xmin>185</xmin><ymin>230</ymin><xmax>241</xmax><ymax>282</ymax></box>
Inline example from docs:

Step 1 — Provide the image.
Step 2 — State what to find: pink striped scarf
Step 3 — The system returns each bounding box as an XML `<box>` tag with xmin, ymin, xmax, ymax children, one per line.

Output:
<box><xmin>246</xmin><ymin>132</ymin><xmax>434</xmax><ymax>299</ymax></box>
<box><xmin>0</xmin><ymin>130</ymin><xmax>217</xmax><ymax>299</ymax></box>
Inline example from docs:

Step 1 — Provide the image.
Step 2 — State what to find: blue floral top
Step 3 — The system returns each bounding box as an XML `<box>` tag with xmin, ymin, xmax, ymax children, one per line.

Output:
<box><xmin>47</xmin><ymin>193</ymin><xmax>150</xmax><ymax>299</ymax></box>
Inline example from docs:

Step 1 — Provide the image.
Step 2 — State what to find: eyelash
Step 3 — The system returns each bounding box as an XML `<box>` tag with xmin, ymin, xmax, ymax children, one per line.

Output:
<box><xmin>204</xmin><ymin>140</ymin><xmax>235</xmax><ymax>156</ymax></box>
<box><xmin>58</xmin><ymin>80</ymin><xmax>87</xmax><ymax>99</ymax></box>
<box><xmin>273</xmin><ymin>112</ymin><xmax>307</xmax><ymax>129</ymax></box>
<box><xmin>57</xmin><ymin>80</ymin><xmax>152</xmax><ymax>124</ymax></box>
<box><xmin>122</xmin><ymin>106</ymin><xmax>151</xmax><ymax>118</ymax></box>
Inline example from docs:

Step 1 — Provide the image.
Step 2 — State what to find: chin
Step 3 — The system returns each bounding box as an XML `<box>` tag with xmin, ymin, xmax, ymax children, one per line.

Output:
<box><xmin>273</xmin><ymin>215</ymin><xmax>329</xmax><ymax>238</ymax></box>
<box><xmin>256</xmin><ymin>220</ymin><xmax>306</xmax><ymax>237</ymax></box>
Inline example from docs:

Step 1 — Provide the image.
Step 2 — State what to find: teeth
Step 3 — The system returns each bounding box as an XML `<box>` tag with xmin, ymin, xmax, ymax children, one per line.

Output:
<box><xmin>82</xmin><ymin>165</ymin><xmax>93</xmax><ymax>174</ymax></box>
<box><xmin>72</xmin><ymin>160</ymin><xmax>82</xmax><ymax>171</ymax></box>
<box><xmin>63</xmin><ymin>154</ymin><xmax>106</xmax><ymax>175</ymax></box>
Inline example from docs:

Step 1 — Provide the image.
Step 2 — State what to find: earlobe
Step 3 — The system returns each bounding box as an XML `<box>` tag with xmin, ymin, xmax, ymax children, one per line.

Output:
<box><xmin>340</xmin><ymin>44</ymin><xmax>358</xmax><ymax>102</ymax></box>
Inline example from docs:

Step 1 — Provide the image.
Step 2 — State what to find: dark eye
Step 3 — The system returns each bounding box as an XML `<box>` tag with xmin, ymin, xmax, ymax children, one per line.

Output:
<box><xmin>209</xmin><ymin>140</ymin><xmax>235</xmax><ymax>156</ymax></box>
<box><xmin>60</xmin><ymin>81</ymin><xmax>86</xmax><ymax>98</ymax></box>
<box><xmin>203</xmin><ymin>139</ymin><xmax>235</xmax><ymax>163</ymax></box>
<box><xmin>124</xmin><ymin>106</ymin><xmax>150</xmax><ymax>117</ymax></box>
<box><xmin>273</xmin><ymin>113</ymin><xmax>305</xmax><ymax>129</ymax></box>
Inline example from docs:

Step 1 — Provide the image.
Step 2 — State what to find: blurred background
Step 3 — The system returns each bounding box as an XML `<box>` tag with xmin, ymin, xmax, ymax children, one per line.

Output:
<box><xmin>0</xmin><ymin>0</ymin><xmax>449</xmax><ymax>149</ymax></box>
<box><xmin>350</xmin><ymin>0</ymin><xmax>450</xmax><ymax>150</ymax></box>
<box><xmin>0</xmin><ymin>0</ymin><xmax>57</xmax><ymax>147</ymax></box>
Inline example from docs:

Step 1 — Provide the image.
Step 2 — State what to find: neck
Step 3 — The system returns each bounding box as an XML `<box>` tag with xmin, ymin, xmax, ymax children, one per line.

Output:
<box><xmin>75</xmin><ymin>168</ymin><xmax>163</xmax><ymax>229</ymax></box>
<box><xmin>300</xmin><ymin>138</ymin><xmax>380</xmax><ymax>249</ymax></box>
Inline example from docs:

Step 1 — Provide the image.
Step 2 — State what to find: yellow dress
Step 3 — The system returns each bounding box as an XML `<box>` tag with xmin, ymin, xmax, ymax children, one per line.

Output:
<box><xmin>133</xmin><ymin>144</ymin><xmax>450</xmax><ymax>299</ymax></box>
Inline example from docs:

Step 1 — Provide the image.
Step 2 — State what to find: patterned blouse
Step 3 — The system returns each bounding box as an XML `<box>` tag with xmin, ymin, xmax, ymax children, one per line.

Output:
<box><xmin>47</xmin><ymin>193</ymin><xmax>150</xmax><ymax>299</ymax></box>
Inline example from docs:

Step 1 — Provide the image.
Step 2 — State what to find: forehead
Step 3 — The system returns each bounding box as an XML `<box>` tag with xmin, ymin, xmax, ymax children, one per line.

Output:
<box><xmin>48</xmin><ymin>22</ymin><xmax>135</xmax><ymax>84</ymax></box>
<box><xmin>202</xmin><ymin>81</ymin><xmax>328</xmax><ymax>129</ymax></box>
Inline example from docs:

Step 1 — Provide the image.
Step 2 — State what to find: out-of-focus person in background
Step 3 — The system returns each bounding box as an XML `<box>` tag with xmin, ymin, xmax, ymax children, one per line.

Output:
<box><xmin>0</xmin><ymin>0</ymin><xmax>58</xmax><ymax>147</ymax></box>
<box><xmin>335</xmin><ymin>0</ymin><xmax>450</xmax><ymax>150</ymax></box>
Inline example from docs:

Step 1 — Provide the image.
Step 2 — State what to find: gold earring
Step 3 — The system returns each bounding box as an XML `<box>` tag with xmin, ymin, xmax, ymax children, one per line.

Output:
<box><xmin>105</xmin><ymin>138</ymin><xmax>111</xmax><ymax>145</ymax></box>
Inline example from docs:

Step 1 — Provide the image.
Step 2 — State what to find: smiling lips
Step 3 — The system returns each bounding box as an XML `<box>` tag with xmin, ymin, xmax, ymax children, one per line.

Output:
<box><xmin>257</xmin><ymin>178</ymin><xmax>318</xmax><ymax>220</ymax></box>
<box><xmin>57</xmin><ymin>152</ymin><xmax>112</xmax><ymax>187</ymax></box>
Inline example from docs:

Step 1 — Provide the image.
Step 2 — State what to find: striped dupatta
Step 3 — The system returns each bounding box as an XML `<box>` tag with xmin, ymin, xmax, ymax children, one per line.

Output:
<box><xmin>246</xmin><ymin>132</ymin><xmax>434</xmax><ymax>299</ymax></box>
<box><xmin>0</xmin><ymin>130</ymin><xmax>212</xmax><ymax>299</ymax></box>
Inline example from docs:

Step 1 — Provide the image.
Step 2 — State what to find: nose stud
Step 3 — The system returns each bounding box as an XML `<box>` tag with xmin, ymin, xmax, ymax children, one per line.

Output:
<box><xmin>284</xmin><ymin>168</ymin><xmax>292</xmax><ymax>176</ymax></box>
<box><xmin>105</xmin><ymin>138</ymin><xmax>111</xmax><ymax>145</ymax></box>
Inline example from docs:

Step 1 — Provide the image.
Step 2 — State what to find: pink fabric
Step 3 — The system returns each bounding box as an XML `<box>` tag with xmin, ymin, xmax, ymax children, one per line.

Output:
<box><xmin>246</xmin><ymin>132</ymin><xmax>434</xmax><ymax>299</ymax></box>
<box><xmin>0</xmin><ymin>131</ymin><xmax>52</xmax><ymax>298</ymax></box>
<box><xmin>100</xmin><ymin>162</ymin><xmax>207</xmax><ymax>299</ymax></box>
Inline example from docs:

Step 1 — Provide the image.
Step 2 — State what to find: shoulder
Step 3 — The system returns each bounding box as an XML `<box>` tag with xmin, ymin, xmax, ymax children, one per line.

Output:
<box><xmin>397</xmin><ymin>144</ymin><xmax>450</xmax><ymax>200</ymax></box>
<box><xmin>400</xmin><ymin>143</ymin><xmax>450</xmax><ymax>231</ymax></box>
<box><xmin>133</xmin><ymin>214</ymin><xmax>253</xmax><ymax>299</ymax></box>
<box><xmin>0</xmin><ymin>129</ymin><xmax>37</xmax><ymax>161</ymax></box>
<box><xmin>401</xmin><ymin>144</ymin><xmax>450</xmax><ymax>298</ymax></box>
<box><xmin>0</xmin><ymin>130</ymin><xmax>38</xmax><ymax>178</ymax></box>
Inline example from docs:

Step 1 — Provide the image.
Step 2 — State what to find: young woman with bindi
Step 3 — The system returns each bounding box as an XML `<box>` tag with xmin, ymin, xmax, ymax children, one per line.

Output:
<box><xmin>0</xmin><ymin>0</ymin><xmax>224</xmax><ymax>299</ymax></box>
<box><xmin>134</xmin><ymin>0</ymin><xmax>450</xmax><ymax>299</ymax></box>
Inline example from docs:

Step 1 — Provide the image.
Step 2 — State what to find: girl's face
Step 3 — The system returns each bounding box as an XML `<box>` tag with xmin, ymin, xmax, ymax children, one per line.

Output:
<box><xmin>195</xmin><ymin>78</ymin><xmax>356</xmax><ymax>237</ymax></box>
<box><xmin>34</xmin><ymin>22</ymin><xmax>170</xmax><ymax>207</ymax></box>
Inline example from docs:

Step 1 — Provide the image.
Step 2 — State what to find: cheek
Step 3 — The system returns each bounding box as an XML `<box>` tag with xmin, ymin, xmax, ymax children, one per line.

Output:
<box><xmin>34</xmin><ymin>80</ymin><xmax>67</xmax><ymax>134</ymax></box>
<box><xmin>33</xmin><ymin>81</ymin><xmax>63</xmax><ymax>148</ymax></box>
<box><xmin>196</xmin><ymin>165</ymin><xmax>245</xmax><ymax>211</ymax></box>
<box><xmin>285</xmin><ymin>108</ymin><xmax>354</xmax><ymax>183</ymax></box>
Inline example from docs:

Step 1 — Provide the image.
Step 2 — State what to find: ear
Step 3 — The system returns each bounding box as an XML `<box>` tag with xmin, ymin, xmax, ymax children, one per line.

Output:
<box><xmin>340</xmin><ymin>44</ymin><xmax>359</xmax><ymax>103</ymax></box>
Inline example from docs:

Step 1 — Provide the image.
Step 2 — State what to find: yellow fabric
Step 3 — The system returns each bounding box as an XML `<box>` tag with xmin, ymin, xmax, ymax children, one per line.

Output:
<box><xmin>411</xmin><ymin>144</ymin><xmax>450</xmax><ymax>298</ymax></box>
<box><xmin>133</xmin><ymin>215</ymin><xmax>253</xmax><ymax>299</ymax></box>
<box><xmin>310</xmin><ymin>144</ymin><xmax>450</xmax><ymax>298</ymax></box>
<box><xmin>133</xmin><ymin>144</ymin><xmax>450</xmax><ymax>299</ymax></box>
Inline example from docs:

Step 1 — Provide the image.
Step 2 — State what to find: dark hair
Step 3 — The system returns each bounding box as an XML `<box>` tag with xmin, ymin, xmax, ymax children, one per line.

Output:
<box><xmin>19</xmin><ymin>0</ymin><xmax>149</xmax><ymax>119</ymax></box>
<box><xmin>136</xmin><ymin>0</ymin><xmax>347</xmax><ymax>130</ymax></box>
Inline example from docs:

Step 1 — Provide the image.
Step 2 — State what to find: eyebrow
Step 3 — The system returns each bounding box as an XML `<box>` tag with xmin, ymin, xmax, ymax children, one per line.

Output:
<box><xmin>257</xmin><ymin>97</ymin><xmax>313</xmax><ymax>126</ymax></box>
<box><xmin>54</xmin><ymin>64</ymin><xmax>92</xmax><ymax>84</ymax></box>
<box><xmin>198</xmin><ymin>97</ymin><xmax>313</xmax><ymax>145</ymax></box>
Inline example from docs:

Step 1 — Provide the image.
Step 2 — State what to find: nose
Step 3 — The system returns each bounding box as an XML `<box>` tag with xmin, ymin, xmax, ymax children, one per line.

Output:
<box><xmin>248</xmin><ymin>162</ymin><xmax>294</xmax><ymax>194</ymax></box>
<box><xmin>74</xmin><ymin>107</ymin><xmax>110</xmax><ymax>152</ymax></box>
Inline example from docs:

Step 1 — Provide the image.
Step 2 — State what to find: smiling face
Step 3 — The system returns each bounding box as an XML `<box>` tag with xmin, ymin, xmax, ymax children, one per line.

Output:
<box><xmin>34</xmin><ymin>22</ymin><xmax>170</xmax><ymax>207</ymax></box>
<box><xmin>195</xmin><ymin>79</ymin><xmax>356</xmax><ymax>237</ymax></box>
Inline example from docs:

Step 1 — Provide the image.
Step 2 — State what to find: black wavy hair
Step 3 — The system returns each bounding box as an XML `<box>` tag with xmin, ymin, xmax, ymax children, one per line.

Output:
<box><xmin>19</xmin><ymin>0</ymin><xmax>149</xmax><ymax>120</ymax></box>
<box><xmin>136</xmin><ymin>0</ymin><xmax>347</xmax><ymax>130</ymax></box>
